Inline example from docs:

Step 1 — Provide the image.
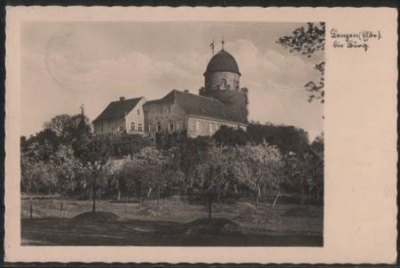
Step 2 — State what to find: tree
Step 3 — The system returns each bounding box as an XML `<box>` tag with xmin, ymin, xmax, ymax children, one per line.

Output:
<box><xmin>309</xmin><ymin>133</ymin><xmax>324</xmax><ymax>201</ymax></box>
<box><xmin>43</xmin><ymin>114</ymin><xmax>72</xmax><ymax>138</ymax></box>
<box><xmin>232</xmin><ymin>143</ymin><xmax>283</xmax><ymax>207</ymax></box>
<box><xmin>212</xmin><ymin>126</ymin><xmax>248</xmax><ymax>146</ymax></box>
<box><xmin>74</xmin><ymin>135</ymin><xmax>111</xmax><ymax>212</ymax></box>
<box><xmin>109</xmin><ymin>133</ymin><xmax>155</xmax><ymax>158</ymax></box>
<box><xmin>54</xmin><ymin>144</ymin><xmax>83</xmax><ymax>214</ymax></box>
<box><xmin>21</xmin><ymin>129</ymin><xmax>60</xmax><ymax>162</ymax></box>
<box><xmin>247</xmin><ymin>123</ymin><xmax>309</xmax><ymax>154</ymax></box>
<box><xmin>174</xmin><ymin>136</ymin><xmax>214</xmax><ymax>195</ymax></box>
<box><xmin>136</xmin><ymin>147</ymin><xmax>169</xmax><ymax>205</ymax></box>
<box><xmin>43</xmin><ymin>113</ymin><xmax>92</xmax><ymax>144</ymax></box>
<box><xmin>277</xmin><ymin>22</ymin><xmax>325</xmax><ymax>103</ymax></box>
<box><xmin>194</xmin><ymin>143</ymin><xmax>232</xmax><ymax>219</ymax></box>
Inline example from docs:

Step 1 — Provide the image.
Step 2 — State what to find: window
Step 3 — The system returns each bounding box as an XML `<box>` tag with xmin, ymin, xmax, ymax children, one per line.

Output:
<box><xmin>169</xmin><ymin>121</ymin><xmax>174</xmax><ymax>131</ymax></box>
<box><xmin>221</xmin><ymin>78</ymin><xmax>227</xmax><ymax>88</ymax></box>
<box><xmin>137</xmin><ymin>109</ymin><xmax>140</xmax><ymax>115</ymax></box>
<box><xmin>157</xmin><ymin>122</ymin><xmax>161</xmax><ymax>132</ymax></box>
<box><xmin>131</xmin><ymin>122</ymin><xmax>135</xmax><ymax>131</ymax></box>
<box><xmin>235</xmin><ymin>81</ymin><xmax>239</xmax><ymax>90</ymax></box>
<box><xmin>138</xmin><ymin>123</ymin><xmax>143</xmax><ymax>132</ymax></box>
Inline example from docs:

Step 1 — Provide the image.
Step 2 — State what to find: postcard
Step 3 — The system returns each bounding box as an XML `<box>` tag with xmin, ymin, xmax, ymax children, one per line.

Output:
<box><xmin>4</xmin><ymin>6</ymin><xmax>398</xmax><ymax>263</ymax></box>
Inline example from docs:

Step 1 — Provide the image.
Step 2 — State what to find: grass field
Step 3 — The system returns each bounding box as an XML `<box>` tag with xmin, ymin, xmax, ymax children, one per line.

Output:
<box><xmin>21</xmin><ymin>197</ymin><xmax>323</xmax><ymax>246</ymax></box>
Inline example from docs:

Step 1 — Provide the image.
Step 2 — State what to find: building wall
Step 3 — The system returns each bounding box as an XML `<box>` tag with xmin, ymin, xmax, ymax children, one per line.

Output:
<box><xmin>187</xmin><ymin>116</ymin><xmax>247</xmax><ymax>138</ymax></box>
<box><xmin>204</xmin><ymin>71</ymin><xmax>240</xmax><ymax>92</ymax></box>
<box><xmin>144</xmin><ymin>101</ymin><xmax>188</xmax><ymax>134</ymax></box>
<box><xmin>125</xmin><ymin>98</ymin><xmax>146</xmax><ymax>134</ymax></box>
<box><xmin>202</xmin><ymin>89</ymin><xmax>249</xmax><ymax>121</ymax></box>
<box><xmin>94</xmin><ymin>117</ymin><xmax>126</xmax><ymax>135</ymax></box>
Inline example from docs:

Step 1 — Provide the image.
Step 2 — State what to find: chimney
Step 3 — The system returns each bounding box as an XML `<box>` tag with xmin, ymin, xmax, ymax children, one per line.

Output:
<box><xmin>183</xmin><ymin>89</ymin><xmax>189</xmax><ymax>93</ymax></box>
<box><xmin>119</xmin><ymin>96</ymin><xmax>125</xmax><ymax>101</ymax></box>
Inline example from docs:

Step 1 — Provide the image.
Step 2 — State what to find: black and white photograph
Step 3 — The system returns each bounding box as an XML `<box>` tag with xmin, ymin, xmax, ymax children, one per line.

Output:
<box><xmin>3</xmin><ymin>6</ymin><xmax>398</xmax><ymax>264</ymax></box>
<box><xmin>19</xmin><ymin>20</ymin><xmax>325</xmax><ymax>247</ymax></box>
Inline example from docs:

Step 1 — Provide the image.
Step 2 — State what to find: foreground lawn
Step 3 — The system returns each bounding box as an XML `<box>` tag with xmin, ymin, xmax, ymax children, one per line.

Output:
<box><xmin>21</xmin><ymin>198</ymin><xmax>323</xmax><ymax>246</ymax></box>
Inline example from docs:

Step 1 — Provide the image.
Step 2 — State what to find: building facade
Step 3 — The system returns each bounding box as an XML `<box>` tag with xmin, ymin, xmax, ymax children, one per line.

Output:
<box><xmin>93</xmin><ymin>47</ymin><xmax>249</xmax><ymax>137</ymax></box>
<box><xmin>93</xmin><ymin>97</ymin><xmax>146</xmax><ymax>135</ymax></box>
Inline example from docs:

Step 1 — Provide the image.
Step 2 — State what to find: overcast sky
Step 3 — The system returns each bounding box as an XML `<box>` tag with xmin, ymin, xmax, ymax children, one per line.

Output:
<box><xmin>21</xmin><ymin>21</ymin><xmax>324</xmax><ymax>140</ymax></box>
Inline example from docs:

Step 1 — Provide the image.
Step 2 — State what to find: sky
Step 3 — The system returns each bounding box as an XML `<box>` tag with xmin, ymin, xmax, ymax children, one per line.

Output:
<box><xmin>21</xmin><ymin>21</ymin><xmax>324</xmax><ymax>140</ymax></box>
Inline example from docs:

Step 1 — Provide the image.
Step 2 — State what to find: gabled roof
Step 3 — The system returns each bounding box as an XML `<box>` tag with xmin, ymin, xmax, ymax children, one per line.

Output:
<box><xmin>93</xmin><ymin>97</ymin><xmax>143</xmax><ymax>123</ymax></box>
<box><xmin>145</xmin><ymin>90</ymin><xmax>247</xmax><ymax>124</ymax></box>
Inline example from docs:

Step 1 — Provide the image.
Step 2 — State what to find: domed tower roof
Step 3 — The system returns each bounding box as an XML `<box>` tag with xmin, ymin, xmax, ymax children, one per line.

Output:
<box><xmin>204</xmin><ymin>49</ymin><xmax>241</xmax><ymax>76</ymax></box>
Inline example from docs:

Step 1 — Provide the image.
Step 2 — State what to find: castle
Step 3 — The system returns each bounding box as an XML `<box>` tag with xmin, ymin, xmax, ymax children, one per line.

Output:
<box><xmin>93</xmin><ymin>44</ymin><xmax>249</xmax><ymax>138</ymax></box>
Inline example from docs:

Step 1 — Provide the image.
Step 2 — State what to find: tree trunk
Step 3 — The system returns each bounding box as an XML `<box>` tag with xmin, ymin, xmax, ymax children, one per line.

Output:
<box><xmin>156</xmin><ymin>185</ymin><xmax>160</xmax><ymax>206</ymax></box>
<box><xmin>272</xmin><ymin>191</ymin><xmax>281</xmax><ymax>207</ymax></box>
<box><xmin>300</xmin><ymin>177</ymin><xmax>305</xmax><ymax>205</ymax></box>
<box><xmin>147</xmin><ymin>187</ymin><xmax>152</xmax><ymax>199</ymax></box>
<box><xmin>217</xmin><ymin>191</ymin><xmax>221</xmax><ymax>203</ymax></box>
<box><xmin>208</xmin><ymin>195</ymin><xmax>212</xmax><ymax>219</ymax></box>
<box><xmin>28</xmin><ymin>182</ymin><xmax>33</xmax><ymax>219</ymax></box>
<box><xmin>89</xmin><ymin>186</ymin><xmax>93</xmax><ymax>201</ymax></box>
<box><xmin>60</xmin><ymin>199</ymin><xmax>63</xmax><ymax>217</ymax></box>
<box><xmin>92</xmin><ymin>176</ymin><xmax>97</xmax><ymax>212</ymax></box>
<box><xmin>255</xmin><ymin>184</ymin><xmax>260</xmax><ymax>208</ymax></box>
<box><xmin>255</xmin><ymin>194</ymin><xmax>259</xmax><ymax>208</ymax></box>
<box><xmin>118</xmin><ymin>189</ymin><xmax>121</xmax><ymax>201</ymax></box>
<box><xmin>29</xmin><ymin>196</ymin><xmax>33</xmax><ymax>219</ymax></box>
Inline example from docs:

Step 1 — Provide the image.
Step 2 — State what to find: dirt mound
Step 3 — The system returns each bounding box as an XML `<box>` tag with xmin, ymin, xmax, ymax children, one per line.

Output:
<box><xmin>183</xmin><ymin>218</ymin><xmax>244</xmax><ymax>235</ymax></box>
<box><xmin>283</xmin><ymin>206</ymin><xmax>322</xmax><ymax>218</ymax></box>
<box><xmin>136</xmin><ymin>205</ymin><xmax>179</xmax><ymax>219</ymax></box>
<box><xmin>136</xmin><ymin>206</ymin><xmax>161</xmax><ymax>218</ymax></box>
<box><xmin>70</xmin><ymin>211</ymin><xmax>119</xmax><ymax>225</ymax></box>
<box><xmin>234</xmin><ymin>211</ymin><xmax>258</xmax><ymax>223</ymax></box>
<box><xmin>237</xmin><ymin>202</ymin><xmax>257</xmax><ymax>211</ymax></box>
<box><xmin>211</xmin><ymin>204</ymin><xmax>237</xmax><ymax>214</ymax></box>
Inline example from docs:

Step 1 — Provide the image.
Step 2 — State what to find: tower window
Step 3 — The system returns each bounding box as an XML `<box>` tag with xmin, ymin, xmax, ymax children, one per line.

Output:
<box><xmin>157</xmin><ymin>122</ymin><xmax>161</xmax><ymax>132</ymax></box>
<box><xmin>169</xmin><ymin>121</ymin><xmax>174</xmax><ymax>131</ymax></box>
<box><xmin>137</xmin><ymin>109</ymin><xmax>140</xmax><ymax>115</ymax></box>
<box><xmin>221</xmin><ymin>79</ymin><xmax>227</xmax><ymax>88</ymax></box>
<box><xmin>235</xmin><ymin>81</ymin><xmax>239</xmax><ymax>90</ymax></box>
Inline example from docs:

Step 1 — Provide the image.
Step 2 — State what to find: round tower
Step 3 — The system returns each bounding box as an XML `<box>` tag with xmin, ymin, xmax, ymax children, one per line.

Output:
<box><xmin>199</xmin><ymin>47</ymin><xmax>248</xmax><ymax>122</ymax></box>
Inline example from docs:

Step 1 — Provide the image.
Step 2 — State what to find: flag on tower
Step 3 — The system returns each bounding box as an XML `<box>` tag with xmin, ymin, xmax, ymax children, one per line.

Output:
<box><xmin>210</xmin><ymin>40</ymin><xmax>215</xmax><ymax>54</ymax></box>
